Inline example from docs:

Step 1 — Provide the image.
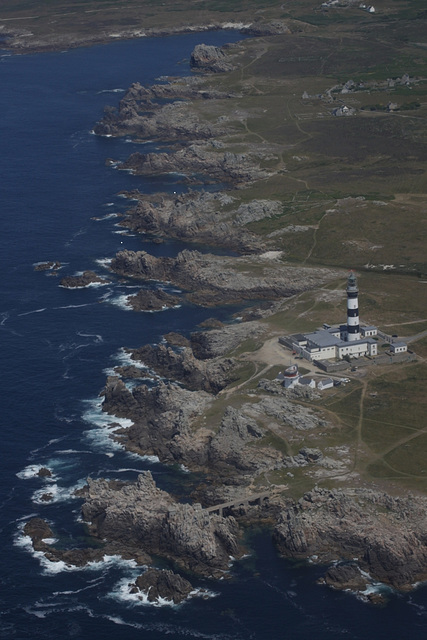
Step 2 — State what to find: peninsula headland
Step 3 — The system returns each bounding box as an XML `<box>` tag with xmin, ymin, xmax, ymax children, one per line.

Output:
<box><xmin>25</xmin><ymin>0</ymin><xmax>427</xmax><ymax>606</ymax></box>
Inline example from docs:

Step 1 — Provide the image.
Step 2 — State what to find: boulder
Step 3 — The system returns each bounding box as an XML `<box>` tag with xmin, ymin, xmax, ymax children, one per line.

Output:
<box><xmin>130</xmin><ymin>568</ymin><xmax>193</xmax><ymax>604</ymax></box>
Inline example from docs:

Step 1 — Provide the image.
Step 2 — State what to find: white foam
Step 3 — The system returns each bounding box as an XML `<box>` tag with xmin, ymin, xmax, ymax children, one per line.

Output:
<box><xmin>59</xmin><ymin>280</ymin><xmax>110</xmax><ymax>290</ymax></box>
<box><xmin>97</xmin><ymin>88</ymin><xmax>125</xmax><ymax>94</ymax></box>
<box><xmin>109</xmin><ymin>294</ymin><xmax>133</xmax><ymax>311</ymax></box>
<box><xmin>109</xmin><ymin>577</ymin><xmax>217</xmax><ymax>608</ymax></box>
<box><xmin>77</xmin><ymin>331</ymin><xmax>103</xmax><ymax>343</ymax></box>
<box><xmin>15</xmin><ymin>527</ymin><xmax>140</xmax><ymax>575</ymax></box>
<box><xmin>82</xmin><ymin>398</ymin><xmax>133</xmax><ymax>453</ymax></box>
<box><xmin>94</xmin><ymin>213</ymin><xmax>119</xmax><ymax>221</ymax></box>
<box><xmin>95</xmin><ymin>257</ymin><xmax>112</xmax><ymax>269</ymax></box>
<box><xmin>16</xmin><ymin>464</ymin><xmax>56</xmax><ymax>481</ymax></box>
<box><xmin>55</xmin><ymin>303</ymin><xmax>94</xmax><ymax>309</ymax></box>
<box><xmin>114</xmin><ymin>348</ymin><xmax>148</xmax><ymax>370</ymax></box>
<box><xmin>18</xmin><ymin>308</ymin><xmax>47</xmax><ymax>317</ymax></box>
<box><xmin>31</xmin><ymin>479</ymin><xmax>86</xmax><ymax>505</ymax></box>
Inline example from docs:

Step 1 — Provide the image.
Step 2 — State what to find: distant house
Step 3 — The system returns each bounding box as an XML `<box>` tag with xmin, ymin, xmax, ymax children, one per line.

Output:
<box><xmin>390</xmin><ymin>342</ymin><xmax>407</xmax><ymax>354</ymax></box>
<box><xmin>332</xmin><ymin>105</ymin><xmax>356</xmax><ymax>117</ymax></box>
<box><xmin>317</xmin><ymin>378</ymin><xmax>334</xmax><ymax>390</ymax></box>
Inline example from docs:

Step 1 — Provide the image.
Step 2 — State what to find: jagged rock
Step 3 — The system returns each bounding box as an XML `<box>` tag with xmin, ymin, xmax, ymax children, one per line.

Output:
<box><xmin>191</xmin><ymin>321</ymin><xmax>265</xmax><ymax>359</ymax></box>
<box><xmin>129</xmin><ymin>343</ymin><xmax>235</xmax><ymax>393</ymax></box>
<box><xmin>252</xmin><ymin>390</ymin><xmax>326</xmax><ymax>430</ymax></box>
<box><xmin>109</xmin><ymin>248</ymin><xmax>341</xmax><ymax>307</ymax></box>
<box><xmin>209</xmin><ymin>406</ymin><xmax>267</xmax><ymax>472</ymax></box>
<box><xmin>34</xmin><ymin>261</ymin><xmax>61</xmax><ymax>271</ymax></box>
<box><xmin>322</xmin><ymin>562</ymin><xmax>368</xmax><ymax>591</ymax></box>
<box><xmin>127</xmin><ymin>288</ymin><xmax>181</xmax><ymax>312</ymax></box>
<box><xmin>130</xmin><ymin>568</ymin><xmax>193</xmax><ymax>604</ymax></box>
<box><xmin>117</xmin><ymin>143</ymin><xmax>273</xmax><ymax>186</ymax></box>
<box><xmin>102</xmin><ymin>377</ymin><xmax>213</xmax><ymax>466</ymax></box>
<box><xmin>37</xmin><ymin>467</ymin><xmax>52</xmax><ymax>478</ymax></box>
<box><xmin>273</xmin><ymin>488</ymin><xmax>427</xmax><ymax>592</ymax></box>
<box><xmin>283</xmin><ymin>447</ymin><xmax>324</xmax><ymax>468</ymax></box>
<box><xmin>119</xmin><ymin>190</ymin><xmax>264</xmax><ymax>253</ymax></box>
<box><xmin>81</xmin><ymin>472</ymin><xmax>241</xmax><ymax>576</ymax></box>
<box><xmin>234</xmin><ymin>199</ymin><xmax>283</xmax><ymax>225</ymax></box>
<box><xmin>190</xmin><ymin>44</ymin><xmax>235</xmax><ymax>73</ymax></box>
<box><xmin>93</xmin><ymin>77</ymin><xmax>233</xmax><ymax>139</ymax></box>
<box><xmin>24</xmin><ymin>518</ymin><xmax>54</xmax><ymax>544</ymax></box>
<box><xmin>59</xmin><ymin>270</ymin><xmax>110</xmax><ymax>288</ymax></box>
<box><xmin>163</xmin><ymin>332</ymin><xmax>191</xmax><ymax>348</ymax></box>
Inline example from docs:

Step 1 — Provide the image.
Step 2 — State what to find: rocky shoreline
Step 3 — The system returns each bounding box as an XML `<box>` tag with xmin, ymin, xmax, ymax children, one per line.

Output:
<box><xmin>27</xmin><ymin>35</ymin><xmax>427</xmax><ymax>605</ymax></box>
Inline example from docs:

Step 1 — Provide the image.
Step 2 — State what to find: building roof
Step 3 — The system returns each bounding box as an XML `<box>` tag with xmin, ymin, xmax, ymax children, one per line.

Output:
<box><xmin>305</xmin><ymin>330</ymin><xmax>342</xmax><ymax>348</ymax></box>
<box><xmin>362</xmin><ymin>325</ymin><xmax>377</xmax><ymax>331</ymax></box>
<box><xmin>292</xmin><ymin>333</ymin><xmax>307</xmax><ymax>342</ymax></box>
<box><xmin>391</xmin><ymin>341</ymin><xmax>407</xmax><ymax>348</ymax></box>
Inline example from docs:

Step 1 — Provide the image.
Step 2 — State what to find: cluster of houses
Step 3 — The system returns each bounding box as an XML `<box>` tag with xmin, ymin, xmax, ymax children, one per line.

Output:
<box><xmin>277</xmin><ymin>364</ymin><xmax>337</xmax><ymax>391</ymax></box>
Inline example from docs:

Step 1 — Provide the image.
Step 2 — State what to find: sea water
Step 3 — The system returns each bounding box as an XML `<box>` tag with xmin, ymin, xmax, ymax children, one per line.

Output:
<box><xmin>1</xmin><ymin>31</ymin><xmax>426</xmax><ymax>640</ymax></box>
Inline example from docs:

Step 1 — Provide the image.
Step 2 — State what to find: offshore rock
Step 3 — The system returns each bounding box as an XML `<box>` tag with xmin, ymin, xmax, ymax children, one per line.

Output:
<box><xmin>129</xmin><ymin>568</ymin><xmax>193</xmax><ymax>604</ymax></box>
<box><xmin>24</xmin><ymin>518</ymin><xmax>54</xmax><ymax>545</ymax></box>
<box><xmin>81</xmin><ymin>472</ymin><xmax>241</xmax><ymax>576</ymax></box>
<box><xmin>273</xmin><ymin>488</ymin><xmax>427</xmax><ymax>592</ymax></box>
<box><xmin>59</xmin><ymin>270</ymin><xmax>110</xmax><ymax>288</ymax></box>
<box><xmin>126</xmin><ymin>288</ymin><xmax>181</xmax><ymax>312</ymax></box>
<box><xmin>190</xmin><ymin>44</ymin><xmax>236</xmax><ymax>73</ymax></box>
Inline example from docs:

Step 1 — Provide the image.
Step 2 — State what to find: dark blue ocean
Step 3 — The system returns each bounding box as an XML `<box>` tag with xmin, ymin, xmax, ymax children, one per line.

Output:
<box><xmin>1</xmin><ymin>31</ymin><xmax>426</xmax><ymax>640</ymax></box>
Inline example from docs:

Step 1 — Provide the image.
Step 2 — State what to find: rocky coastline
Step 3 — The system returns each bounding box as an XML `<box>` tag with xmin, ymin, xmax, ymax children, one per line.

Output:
<box><xmin>108</xmin><ymin>248</ymin><xmax>340</xmax><ymax>306</ymax></box>
<box><xmin>27</xmin><ymin>34</ymin><xmax>427</xmax><ymax>606</ymax></box>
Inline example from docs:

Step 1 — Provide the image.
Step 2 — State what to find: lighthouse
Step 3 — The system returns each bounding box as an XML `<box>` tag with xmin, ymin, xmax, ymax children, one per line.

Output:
<box><xmin>346</xmin><ymin>271</ymin><xmax>360</xmax><ymax>341</ymax></box>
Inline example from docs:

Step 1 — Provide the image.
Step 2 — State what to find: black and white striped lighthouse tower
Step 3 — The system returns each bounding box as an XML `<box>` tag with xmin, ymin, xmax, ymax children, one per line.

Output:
<box><xmin>346</xmin><ymin>271</ymin><xmax>360</xmax><ymax>342</ymax></box>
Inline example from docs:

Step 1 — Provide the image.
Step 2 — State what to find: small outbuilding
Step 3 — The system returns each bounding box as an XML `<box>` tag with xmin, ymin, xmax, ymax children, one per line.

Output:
<box><xmin>390</xmin><ymin>342</ymin><xmax>407</xmax><ymax>354</ymax></box>
<box><xmin>317</xmin><ymin>378</ymin><xmax>334</xmax><ymax>391</ymax></box>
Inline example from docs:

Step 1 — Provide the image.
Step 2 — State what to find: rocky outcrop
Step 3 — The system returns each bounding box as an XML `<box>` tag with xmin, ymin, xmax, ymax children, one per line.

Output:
<box><xmin>129</xmin><ymin>568</ymin><xmax>194</xmax><ymax>604</ymax></box>
<box><xmin>208</xmin><ymin>406</ymin><xmax>282</xmax><ymax>474</ymax></box>
<box><xmin>115</xmin><ymin>142</ymin><xmax>274</xmax><ymax>186</ymax></box>
<box><xmin>129</xmin><ymin>343</ymin><xmax>235</xmax><ymax>393</ymax></box>
<box><xmin>81</xmin><ymin>472</ymin><xmax>241</xmax><ymax>577</ymax></box>
<box><xmin>93</xmin><ymin>78</ymin><xmax>234</xmax><ymax>139</ymax></box>
<box><xmin>126</xmin><ymin>288</ymin><xmax>181</xmax><ymax>312</ymax></box>
<box><xmin>59</xmin><ymin>270</ymin><xmax>110</xmax><ymax>288</ymax></box>
<box><xmin>37</xmin><ymin>467</ymin><xmax>53</xmax><ymax>478</ymax></box>
<box><xmin>109</xmin><ymin>248</ymin><xmax>342</xmax><ymax>306</ymax></box>
<box><xmin>102</xmin><ymin>377</ymin><xmax>213</xmax><ymax>466</ymax></box>
<box><xmin>250</xmin><ymin>390</ymin><xmax>327</xmax><ymax>430</ymax></box>
<box><xmin>190</xmin><ymin>321</ymin><xmax>266</xmax><ymax>359</ymax></box>
<box><xmin>24</xmin><ymin>518</ymin><xmax>54</xmax><ymax>544</ymax></box>
<box><xmin>273</xmin><ymin>488</ymin><xmax>427</xmax><ymax>593</ymax></box>
<box><xmin>190</xmin><ymin>44</ymin><xmax>236</xmax><ymax>73</ymax></box>
<box><xmin>34</xmin><ymin>261</ymin><xmax>61</xmax><ymax>272</ymax></box>
<box><xmin>119</xmin><ymin>190</ymin><xmax>266</xmax><ymax>253</ymax></box>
